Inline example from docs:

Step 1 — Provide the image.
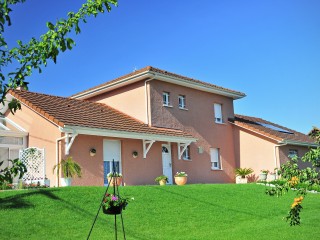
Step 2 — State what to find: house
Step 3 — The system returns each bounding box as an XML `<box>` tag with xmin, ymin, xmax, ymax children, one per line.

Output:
<box><xmin>230</xmin><ymin>114</ymin><xmax>317</xmax><ymax>180</ymax></box>
<box><xmin>1</xmin><ymin>66</ymin><xmax>246</xmax><ymax>186</ymax></box>
<box><xmin>0</xmin><ymin>66</ymin><xmax>315</xmax><ymax>186</ymax></box>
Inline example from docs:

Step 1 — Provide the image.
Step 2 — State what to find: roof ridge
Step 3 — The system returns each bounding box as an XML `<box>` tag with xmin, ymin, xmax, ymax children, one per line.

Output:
<box><xmin>71</xmin><ymin>66</ymin><xmax>246</xmax><ymax>98</ymax></box>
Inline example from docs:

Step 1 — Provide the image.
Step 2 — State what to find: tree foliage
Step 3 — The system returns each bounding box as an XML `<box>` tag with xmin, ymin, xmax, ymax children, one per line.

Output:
<box><xmin>265</xmin><ymin>128</ymin><xmax>320</xmax><ymax>226</ymax></box>
<box><xmin>0</xmin><ymin>158</ymin><xmax>27</xmax><ymax>184</ymax></box>
<box><xmin>0</xmin><ymin>0</ymin><xmax>117</xmax><ymax>112</ymax></box>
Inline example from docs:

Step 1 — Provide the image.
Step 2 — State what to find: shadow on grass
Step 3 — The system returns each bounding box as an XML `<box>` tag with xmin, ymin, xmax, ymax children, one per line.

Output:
<box><xmin>154</xmin><ymin>185</ymin><xmax>269</xmax><ymax>219</ymax></box>
<box><xmin>0</xmin><ymin>189</ymin><xmax>61</xmax><ymax>209</ymax></box>
<box><xmin>0</xmin><ymin>188</ymin><xmax>98</xmax><ymax>218</ymax></box>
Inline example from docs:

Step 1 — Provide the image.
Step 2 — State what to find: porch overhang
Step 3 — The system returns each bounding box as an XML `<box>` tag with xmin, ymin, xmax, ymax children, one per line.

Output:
<box><xmin>59</xmin><ymin>125</ymin><xmax>197</xmax><ymax>158</ymax></box>
<box><xmin>60</xmin><ymin>125</ymin><xmax>196</xmax><ymax>143</ymax></box>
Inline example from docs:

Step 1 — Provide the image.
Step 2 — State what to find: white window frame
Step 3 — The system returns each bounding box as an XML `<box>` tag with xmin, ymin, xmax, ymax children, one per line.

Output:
<box><xmin>182</xmin><ymin>145</ymin><xmax>191</xmax><ymax>160</ymax></box>
<box><xmin>178</xmin><ymin>95</ymin><xmax>186</xmax><ymax>109</ymax></box>
<box><xmin>163</xmin><ymin>92</ymin><xmax>170</xmax><ymax>106</ymax></box>
<box><xmin>214</xmin><ymin>103</ymin><xmax>223</xmax><ymax>124</ymax></box>
<box><xmin>288</xmin><ymin>149</ymin><xmax>298</xmax><ymax>159</ymax></box>
<box><xmin>210</xmin><ymin>148</ymin><xmax>222</xmax><ymax>170</ymax></box>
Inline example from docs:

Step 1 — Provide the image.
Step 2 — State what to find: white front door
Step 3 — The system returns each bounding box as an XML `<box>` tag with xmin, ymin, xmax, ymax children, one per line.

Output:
<box><xmin>103</xmin><ymin>140</ymin><xmax>121</xmax><ymax>186</ymax></box>
<box><xmin>162</xmin><ymin>144</ymin><xmax>173</xmax><ymax>184</ymax></box>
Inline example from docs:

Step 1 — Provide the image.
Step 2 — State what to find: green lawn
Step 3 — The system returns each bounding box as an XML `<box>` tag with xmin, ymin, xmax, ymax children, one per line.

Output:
<box><xmin>1</xmin><ymin>184</ymin><xmax>319</xmax><ymax>240</ymax></box>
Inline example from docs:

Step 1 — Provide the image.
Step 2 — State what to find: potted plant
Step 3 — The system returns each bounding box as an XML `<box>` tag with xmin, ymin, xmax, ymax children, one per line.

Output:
<box><xmin>174</xmin><ymin>171</ymin><xmax>188</xmax><ymax>185</ymax></box>
<box><xmin>107</xmin><ymin>172</ymin><xmax>123</xmax><ymax>187</ymax></box>
<box><xmin>89</xmin><ymin>148</ymin><xmax>96</xmax><ymax>157</ymax></box>
<box><xmin>235</xmin><ymin>168</ymin><xmax>253</xmax><ymax>184</ymax></box>
<box><xmin>259</xmin><ymin>169</ymin><xmax>269</xmax><ymax>181</ymax></box>
<box><xmin>52</xmin><ymin>156</ymin><xmax>82</xmax><ymax>187</ymax></box>
<box><xmin>102</xmin><ymin>193</ymin><xmax>133</xmax><ymax>215</ymax></box>
<box><xmin>155</xmin><ymin>175</ymin><xmax>169</xmax><ymax>185</ymax></box>
<box><xmin>269</xmin><ymin>168</ymin><xmax>277</xmax><ymax>181</ymax></box>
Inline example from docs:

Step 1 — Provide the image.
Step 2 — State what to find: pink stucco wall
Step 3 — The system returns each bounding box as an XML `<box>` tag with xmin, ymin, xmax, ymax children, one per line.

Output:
<box><xmin>68</xmin><ymin>136</ymin><xmax>166</xmax><ymax>186</ymax></box>
<box><xmin>233</xmin><ymin>127</ymin><xmax>277</xmax><ymax>180</ymax></box>
<box><xmin>86</xmin><ymin>81</ymin><xmax>147</xmax><ymax>123</ymax></box>
<box><xmin>6</xmin><ymin>104</ymin><xmax>62</xmax><ymax>186</ymax></box>
<box><xmin>233</xmin><ymin>126</ymin><xmax>313</xmax><ymax>181</ymax></box>
<box><xmin>149</xmin><ymin>81</ymin><xmax>237</xmax><ymax>183</ymax></box>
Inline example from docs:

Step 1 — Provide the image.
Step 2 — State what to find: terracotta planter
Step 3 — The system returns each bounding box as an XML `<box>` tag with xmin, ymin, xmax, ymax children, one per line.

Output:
<box><xmin>174</xmin><ymin>176</ymin><xmax>187</xmax><ymax>185</ymax></box>
<box><xmin>103</xmin><ymin>205</ymin><xmax>122</xmax><ymax>215</ymax></box>
<box><xmin>107</xmin><ymin>177</ymin><xmax>122</xmax><ymax>186</ymax></box>
<box><xmin>159</xmin><ymin>179</ymin><xmax>167</xmax><ymax>186</ymax></box>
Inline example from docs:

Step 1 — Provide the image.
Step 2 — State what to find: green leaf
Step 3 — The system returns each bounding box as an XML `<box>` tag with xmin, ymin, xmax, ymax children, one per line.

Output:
<box><xmin>46</xmin><ymin>22</ymin><xmax>55</xmax><ymax>30</ymax></box>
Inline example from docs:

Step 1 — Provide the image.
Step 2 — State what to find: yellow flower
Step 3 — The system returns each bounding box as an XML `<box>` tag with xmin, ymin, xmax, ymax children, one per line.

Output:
<box><xmin>291</xmin><ymin>196</ymin><xmax>303</xmax><ymax>208</ymax></box>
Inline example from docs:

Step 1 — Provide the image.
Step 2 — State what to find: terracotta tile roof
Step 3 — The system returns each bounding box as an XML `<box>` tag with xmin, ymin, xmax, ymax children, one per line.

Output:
<box><xmin>71</xmin><ymin>66</ymin><xmax>245</xmax><ymax>98</ymax></box>
<box><xmin>230</xmin><ymin>114</ymin><xmax>316</xmax><ymax>145</ymax></box>
<box><xmin>9</xmin><ymin>90</ymin><xmax>194</xmax><ymax>139</ymax></box>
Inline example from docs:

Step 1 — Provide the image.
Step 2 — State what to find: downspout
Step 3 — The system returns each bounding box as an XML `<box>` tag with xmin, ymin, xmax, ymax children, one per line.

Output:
<box><xmin>274</xmin><ymin>143</ymin><xmax>287</xmax><ymax>178</ymax></box>
<box><xmin>56</xmin><ymin>135</ymin><xmax>69</xmax><ymax>187</ymax></box>
<box><xmin>144</xmin><ymin>74</ymin><xmax>156</xmax><ymax>125</ymax></box>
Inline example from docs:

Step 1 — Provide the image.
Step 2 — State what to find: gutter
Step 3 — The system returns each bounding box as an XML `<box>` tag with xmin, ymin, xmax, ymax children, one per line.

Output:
<box><xmin>280</xmin><ymin>140</ymin><xmax>318</xmax><ymax>148</ymax></box>
<box><xmin>274</xmin><ymin>143</ymin><xmax>287</xmax><ymax>177</ymax></box>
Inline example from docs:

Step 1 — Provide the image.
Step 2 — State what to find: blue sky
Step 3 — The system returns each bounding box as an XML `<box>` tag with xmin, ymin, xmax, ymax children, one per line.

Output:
<box><xmin>4</xmin><ymin>0</ymin><xmax>320</xmax><ymax>134</ymax></box>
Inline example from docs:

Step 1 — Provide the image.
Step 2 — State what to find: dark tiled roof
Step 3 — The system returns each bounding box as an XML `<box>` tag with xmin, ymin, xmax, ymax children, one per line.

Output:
<box><xmin>231</xmin><ymin>114</ymin><xmax>316</xmax><ymax>145</ymax></box>
<box><xmin>9</xmin><ymin>90</ymin><xmax>194</xmax><ymax>139</ymax></box>
<box><xmin>71</xmin><ymin>66</ymin><xmax>246</xmax><ymax>98</ymax></box>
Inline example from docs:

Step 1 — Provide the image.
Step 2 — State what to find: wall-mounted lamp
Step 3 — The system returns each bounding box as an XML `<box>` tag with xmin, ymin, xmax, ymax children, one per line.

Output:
<box><xmin>90</xmin><ymin>148</ymin><xmax>96</xmax><ymax>157</ymax></box>
<box><xmin>132</xmin><ymin>151</ymin><xmax>138</xmax><ymax>158</ymax></box>
<box><xmin>198</xmin><ymin>147</ymin><xmax>203</xmax><ymax>154</ymax></box>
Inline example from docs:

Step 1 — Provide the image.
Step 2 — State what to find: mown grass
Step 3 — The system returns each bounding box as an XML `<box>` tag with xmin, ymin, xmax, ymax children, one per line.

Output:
<box><xmin>1</xmin><ymin>184</ymin><xmax>319</xmax><ymax>240</ymax></box>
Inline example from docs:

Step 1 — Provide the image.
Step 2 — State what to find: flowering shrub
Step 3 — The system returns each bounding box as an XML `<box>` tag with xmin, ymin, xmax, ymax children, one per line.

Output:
<box><xmin>175</xmin><ymin>171</ymin><xmax>187</xmax><ymax>177</ymax></box>
<box><xmin>102</xmin><ymin>193</ymin><xmax>133</xmax><ymax>210</ymax></box>
<box><xmin>288</xmin><ymin>176</ymin><xmax>299</xmax><ymax>187</ymax></box>
<box><xmin>286</xmin><ymin>196</ymin><xmax>304</xmax><ymax>226</ymax></box>
<box><xmin>107</xmin><ymin>172</ymin><xmax>122</xmax><ymax>177</ymax></box>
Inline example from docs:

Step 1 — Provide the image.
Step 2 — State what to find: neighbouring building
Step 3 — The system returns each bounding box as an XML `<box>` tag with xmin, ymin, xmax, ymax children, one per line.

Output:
<box><xmin>230</xmin><ymin>114</ymin><xmax>317</xmax><ymax>181</ymax></box>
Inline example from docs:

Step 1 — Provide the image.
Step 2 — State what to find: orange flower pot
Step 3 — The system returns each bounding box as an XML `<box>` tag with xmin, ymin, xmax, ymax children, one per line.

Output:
<box><xmin>159</xmin><ymin>179</ymin><xmax>167</xmax><ymax>186</ymax></box>
<box><xmin>174</xmin><ymin>176</ymin><xmax>187</xmax><ymax>185</ymax></box>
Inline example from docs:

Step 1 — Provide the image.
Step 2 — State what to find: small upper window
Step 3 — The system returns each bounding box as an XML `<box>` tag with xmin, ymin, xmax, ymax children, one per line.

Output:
<box><xmin>182</xmin><ymin>145</ymin><xmax>191</xmax><ymax>160</ymax></box>
<box><xmin>163</xmin><ymin>92</ymin><xmax>170</xmax><ymax>106</ymax></box>
<box><xmin>178</xmin><ymin>95</ymin><xmax>186</xmax><ymax>109</ymax></box>
<box><xmin>288</xmin><ymin>149</ymin><xmax>298</xmax><ymax>159</ymax></box>
<box><xmin>214</xmin><ymin>103</ymin><xmax>223</xmax><ymax>123</ymax></box>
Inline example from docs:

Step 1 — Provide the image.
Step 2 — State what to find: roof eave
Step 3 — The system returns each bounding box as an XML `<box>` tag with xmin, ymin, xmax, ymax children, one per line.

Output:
<box><xmin>61</xmin><ymin>125</ymin><xmax>197</xmax><ymax>143</ymax></box>
<box><xmin>280</xmin><ymin>140</ymin><xmax>318</xmax><ymax>148</ymax></box>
